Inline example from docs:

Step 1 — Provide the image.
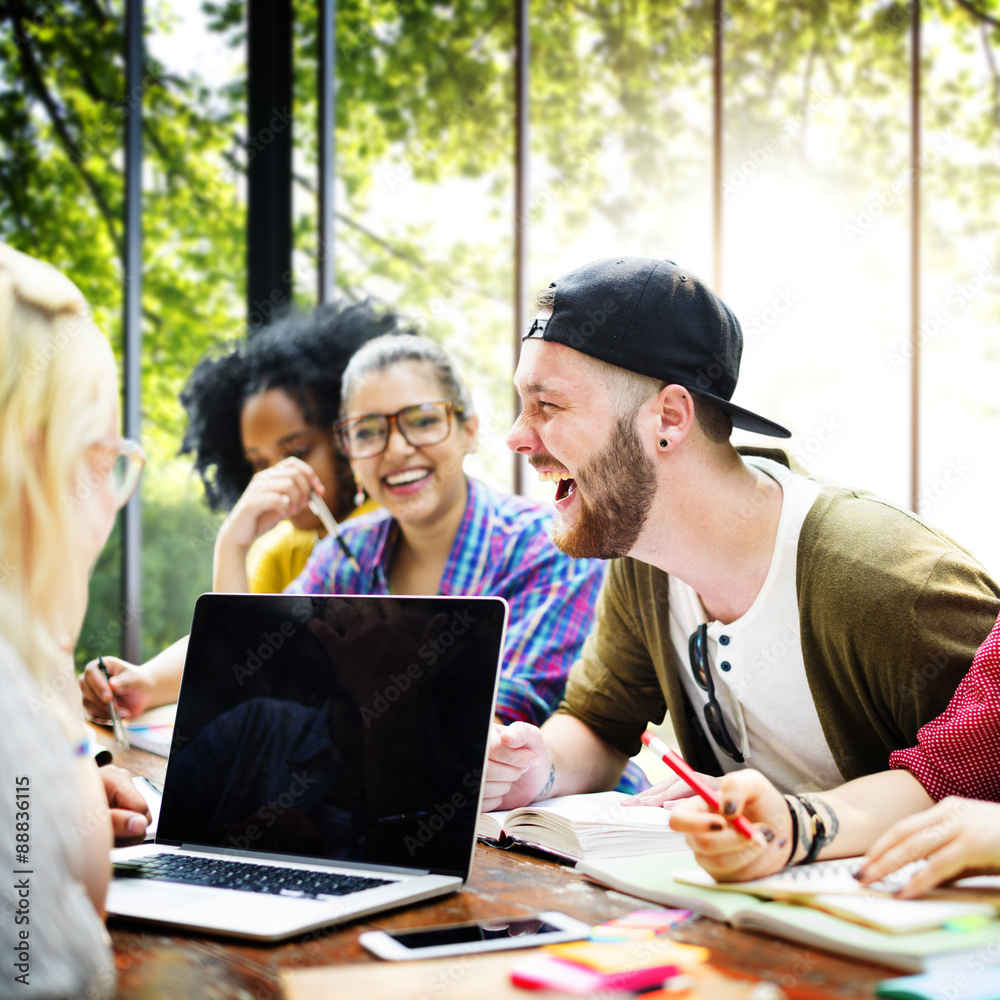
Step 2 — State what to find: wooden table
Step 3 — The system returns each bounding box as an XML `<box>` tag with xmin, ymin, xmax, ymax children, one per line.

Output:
<box><xmin>95</xmin><ymin>729</ymin><xmax>895</xmax><ymax>1000</ymax></box>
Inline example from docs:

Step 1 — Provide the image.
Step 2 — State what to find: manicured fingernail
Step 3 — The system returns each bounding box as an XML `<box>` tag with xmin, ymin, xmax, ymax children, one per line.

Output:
<box><xmin>127</xmin><ymin>815</ymin><xmax>147</xmax><ymax>834</ymax></box>
<box><xmin>853</xmin><ymin>868</ymin><xmax>865</xmax><ymax>881</ymax></box>
<box><xmin>762</xmin><ymin>827</ymin><xmax>775</xmax><ymax>843</ymax></box>
<box><xmin>709</xmin><ymin>822</ymin><xmax>724</xmax><ymax>831</ymax></box>
<box><xmin>722</xmin><ymin>800</ymin><xmax>737</xmax><ymax>816</ymax></box>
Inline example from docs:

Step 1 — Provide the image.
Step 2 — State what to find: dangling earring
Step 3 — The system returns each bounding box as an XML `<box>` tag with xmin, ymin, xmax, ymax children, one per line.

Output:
<box><xmin>353</xmin><ymin>480</ymin><xmax>366</xmax><ymax>509</ymax></box>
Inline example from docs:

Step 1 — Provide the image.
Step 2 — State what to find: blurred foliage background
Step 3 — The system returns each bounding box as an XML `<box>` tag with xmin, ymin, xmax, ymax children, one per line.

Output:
<box><xmin>0</xmin><ymin>0</ymin><xmax>997</xmax><ymax>665</ymax></box>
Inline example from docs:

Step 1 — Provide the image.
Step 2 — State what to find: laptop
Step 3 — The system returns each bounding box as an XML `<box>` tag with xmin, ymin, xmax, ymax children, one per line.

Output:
<box><xmin>107</xmin><ymin>593</ymin><xmax>508</xmax><ymax>941</ymax></box>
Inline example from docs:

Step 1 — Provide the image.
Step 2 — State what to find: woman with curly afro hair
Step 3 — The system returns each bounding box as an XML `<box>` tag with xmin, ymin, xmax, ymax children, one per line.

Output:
<box><xmin>80</xmin><ymin>300</ymin><xmax>409</xmax><ymax>717</ymax></box>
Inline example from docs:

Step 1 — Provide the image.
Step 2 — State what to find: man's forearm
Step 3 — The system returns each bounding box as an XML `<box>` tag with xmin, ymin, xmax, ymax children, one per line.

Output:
<box><xmin>788</xmin><ymin>769</ymin><xmax>934</xmax><ymax>864</ymax></box>
<box><xmin>540</xmin><ymin>712</ymin><xmax>630</xmax><ymax>799</ymax></box>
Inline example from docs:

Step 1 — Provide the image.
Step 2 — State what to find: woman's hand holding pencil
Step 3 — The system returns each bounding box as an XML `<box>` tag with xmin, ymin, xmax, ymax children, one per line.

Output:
<box><xmin>668</xmin><ymin>766</ymin><xmax>796</xmax><ymax>882</ymax></box>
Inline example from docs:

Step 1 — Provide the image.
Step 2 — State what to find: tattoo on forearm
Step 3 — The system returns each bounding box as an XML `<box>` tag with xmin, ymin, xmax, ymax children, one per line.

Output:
<box><xmin>540</xmin><ymin>763</ymin><xmax>555</xmax><ymax>798</ymax></box>
<box><xmin>800</xmin><ymin>793</ymin><xmax>839</xmax><ymax>848</ymax></box>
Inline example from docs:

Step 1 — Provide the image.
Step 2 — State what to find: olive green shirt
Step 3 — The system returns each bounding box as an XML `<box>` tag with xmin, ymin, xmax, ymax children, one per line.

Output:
<box><xmin>559</xmin><ymin>457</ymin><xmax>1000</xmax><ymax>783</ymax></box>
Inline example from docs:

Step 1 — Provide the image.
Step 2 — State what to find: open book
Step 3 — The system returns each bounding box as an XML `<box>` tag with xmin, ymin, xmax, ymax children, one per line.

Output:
<box><xmin>477</xmin><ymin>791</ymin><xmax>687</xmax><ymax>863</ymax></box>
<box><xmin>579</xmin><ymin>851</ymin><xmax>1000</xmax><ymax>972</ymax></box>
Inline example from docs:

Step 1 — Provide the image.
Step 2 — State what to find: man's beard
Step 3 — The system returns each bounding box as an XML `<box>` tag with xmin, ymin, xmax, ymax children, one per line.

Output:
<box><xmin>551</xmin><ymin>414</ymin><xmax>657</xmax><ymax>560</ymax></box>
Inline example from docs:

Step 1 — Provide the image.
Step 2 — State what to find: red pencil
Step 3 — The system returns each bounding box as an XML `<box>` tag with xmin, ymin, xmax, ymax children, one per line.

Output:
<box><xmin>641</xmin><ymin>730</ymin><xmax>756</xmax><ymax>840</ymax></box>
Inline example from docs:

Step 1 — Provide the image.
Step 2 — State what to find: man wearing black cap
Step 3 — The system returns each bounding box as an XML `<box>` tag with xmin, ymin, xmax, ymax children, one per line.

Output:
<box><xmin>483</xmin><ymin>257</ymin><xmax>999</xmax><ymax>875</ymax></box>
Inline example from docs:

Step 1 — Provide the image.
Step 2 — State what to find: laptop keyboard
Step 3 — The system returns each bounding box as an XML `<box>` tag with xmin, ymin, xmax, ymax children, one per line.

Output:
<box><xmin>114</xmin><ymin>854</ymin><xmax>393</xmax><ymax>898</ymax></box>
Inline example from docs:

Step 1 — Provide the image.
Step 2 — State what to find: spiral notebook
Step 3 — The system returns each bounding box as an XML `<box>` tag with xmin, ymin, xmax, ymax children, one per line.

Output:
<box><xmin>674</xmin><ymin>858</ymin><xmax>998</xmax><ymax>933</ymax></box>
<box><xmin>579</xmin><ymin>851</ymin><xmax>1000</xmax><ymax>970</ymax></box>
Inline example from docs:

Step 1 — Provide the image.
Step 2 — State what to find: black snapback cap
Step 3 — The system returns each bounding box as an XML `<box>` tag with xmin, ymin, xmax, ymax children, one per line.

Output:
<box><xmin>524</xmin><ymin>256</ymin><xmax>791</xmax><ymax>439</ymax></box>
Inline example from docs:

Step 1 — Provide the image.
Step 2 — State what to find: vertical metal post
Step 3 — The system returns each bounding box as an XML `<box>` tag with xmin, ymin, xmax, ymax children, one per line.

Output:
<box><xmin>318</xmin><ymin>0</ymin><xmax>336</xmax><ymax>303</ymax></box>
<box><xmin>712</xmin><ymin>0</ymin><xmax>724</xmax><ymax>293</ymax></box>
<box><xmin>247</xmin><ymin>0</ymin><xmax>294</xmax><ymax>329</ymax></box>
<box><xmin>513</xmin><ymin>0</ymin><xmax>529</xmax><ymax>495</ymax></box>
<box><xmin>121</xmin><ymin>0</ymin><xmax>143</xmax><ymax>663</ymax></box>
<box><xmin>909</xmin><ymin>2</ymin><xmax>921</xmax><ymax>513</ymax></box>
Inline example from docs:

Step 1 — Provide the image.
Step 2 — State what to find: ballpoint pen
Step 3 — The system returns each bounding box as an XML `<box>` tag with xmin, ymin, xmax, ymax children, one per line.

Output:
<box><xmin>98</xmin><ymin>656</ymin><xmax>130</xmax><ymax>749</ymax></box>
<box><xmin>307</xmin><ymin>490</ymin><xmax>361</xmax><ymax>574</ymax></box>
<box><xmin>642</xmin><ymin>730</ymin><xmax>756</xmax><ymax>840</ymax></box>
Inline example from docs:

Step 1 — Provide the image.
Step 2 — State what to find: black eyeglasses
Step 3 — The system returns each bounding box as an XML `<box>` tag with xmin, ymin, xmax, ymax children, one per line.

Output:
<box><xmin>336</xmin><ymin>400</ymin><xmax>461</xmax><ymax>459</ymax></box>
<box><xmin>688</xmin><ymin>623</ymin><xmax>744</xmax><ymax>763</ymax></box>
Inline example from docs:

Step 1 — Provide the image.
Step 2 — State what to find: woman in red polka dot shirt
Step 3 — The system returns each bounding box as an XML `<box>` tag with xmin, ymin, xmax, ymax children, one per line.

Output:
<box><xmin>856</xmin><ymin>608</ymin><xmax>1000</xmax><ymax>895</ymax></box>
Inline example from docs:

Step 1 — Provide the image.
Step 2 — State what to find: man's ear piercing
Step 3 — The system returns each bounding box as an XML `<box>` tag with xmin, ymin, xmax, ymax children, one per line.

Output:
<box><xmin>659</xmin><ymin>438</ymin><xmax>669</xmax><ymax>449</ymax></box>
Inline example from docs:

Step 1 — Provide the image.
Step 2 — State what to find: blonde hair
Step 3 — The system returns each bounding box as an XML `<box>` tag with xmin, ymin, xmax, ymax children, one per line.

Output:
<box><xmin>0</xmin><ymin>242</ymin><xmax>117</xmax><ymax>736</ymax></box>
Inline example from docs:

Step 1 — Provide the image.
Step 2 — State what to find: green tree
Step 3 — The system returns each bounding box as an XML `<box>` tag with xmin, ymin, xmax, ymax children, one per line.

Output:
<box><xmin>1</xmin><ymin>0</ymin><xmax>997</xmax><ymax>663</ymax></box>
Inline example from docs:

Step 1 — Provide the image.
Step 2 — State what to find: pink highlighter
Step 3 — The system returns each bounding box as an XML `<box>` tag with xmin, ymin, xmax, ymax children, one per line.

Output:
<box><xmin>510</xmin><ymin>954</ymin><xmax>682</xmax><ymax>993</ymax></box>
<box><xmin>641</xmin><ymin>730</ymin><xmax>756</xmax><ymax>840</ymax></box>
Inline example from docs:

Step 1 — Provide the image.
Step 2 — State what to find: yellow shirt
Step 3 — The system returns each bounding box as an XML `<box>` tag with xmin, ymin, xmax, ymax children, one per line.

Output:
<box><xmin>245</xmin><ymin>497</ymin><xmax>378</xmax><ymax>594</ymax></box>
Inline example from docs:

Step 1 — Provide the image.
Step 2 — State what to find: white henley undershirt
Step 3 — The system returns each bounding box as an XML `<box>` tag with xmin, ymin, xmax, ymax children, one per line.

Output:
<box><xmin>668</xmin><ymin>456</ymin><xmax>843</xmax><ymax>793</ymax></box>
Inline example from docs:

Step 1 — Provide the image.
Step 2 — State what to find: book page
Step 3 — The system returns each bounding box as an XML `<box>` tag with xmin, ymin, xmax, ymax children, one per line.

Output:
<box><xmin>508</xmin><ymin>791</ymin><xmax>673</xmax><ymax>828</ymax></box>
<box><xmin>675</xmin><ymin>857</ymin><xmax>924</xmax><ymax>897</ymax></box>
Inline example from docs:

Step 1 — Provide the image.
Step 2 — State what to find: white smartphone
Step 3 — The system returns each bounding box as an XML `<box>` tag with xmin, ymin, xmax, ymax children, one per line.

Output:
<box><xmin>359</xmin><ymin>911</ymin><xmax>592</xmax><ymax>961</ymax></box>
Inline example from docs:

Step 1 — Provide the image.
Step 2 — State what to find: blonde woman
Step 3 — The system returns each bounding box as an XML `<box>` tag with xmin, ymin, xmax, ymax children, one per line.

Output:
<box><xmin>0</xmin><ymin>242</ymin><xmax>149</xmax><ymax>997</ymax></box>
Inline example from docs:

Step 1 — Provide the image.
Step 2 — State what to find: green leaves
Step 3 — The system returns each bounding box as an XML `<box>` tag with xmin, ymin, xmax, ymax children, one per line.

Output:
<box><xmin>6</xmin><ymin>0</ymin><xmax>997</xmax><ymax>662</ymax></box>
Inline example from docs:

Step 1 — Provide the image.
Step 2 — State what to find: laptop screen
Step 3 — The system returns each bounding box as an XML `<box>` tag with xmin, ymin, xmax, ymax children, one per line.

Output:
<box><xmin>157</xmin><ymin>594</ymin><xmax>507</xmax><ymax>879</ymax></box>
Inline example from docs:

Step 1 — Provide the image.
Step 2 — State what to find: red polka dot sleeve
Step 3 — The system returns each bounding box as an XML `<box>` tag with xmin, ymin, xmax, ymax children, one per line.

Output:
<box><xmin>890</xmin><ymin>610</ymin><xmax>1000</xmax><ymax>801</ymax></box>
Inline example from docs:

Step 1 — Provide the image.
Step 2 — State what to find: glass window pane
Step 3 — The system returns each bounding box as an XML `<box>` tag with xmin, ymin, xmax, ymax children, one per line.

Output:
<box><xmin>919</xmin><ymin>9</ymin><xmax>1000</xmax><ymax>575</ymax></box>
<box><xmin>722</xmin><ymin>4</ymin><xmax>911</xmax><ymax>505</ymax></box>
<box><xmin>524</xmin><ymin>0</ymin><xmax>716</xmax><ymax>503</ymax></box>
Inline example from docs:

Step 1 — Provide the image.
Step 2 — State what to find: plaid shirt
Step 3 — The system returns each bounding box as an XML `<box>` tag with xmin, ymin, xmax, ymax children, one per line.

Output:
<box><xmin>286</xmin><ymin>477</ymin><xmax>606</xmax><ymax>728</ymax></box>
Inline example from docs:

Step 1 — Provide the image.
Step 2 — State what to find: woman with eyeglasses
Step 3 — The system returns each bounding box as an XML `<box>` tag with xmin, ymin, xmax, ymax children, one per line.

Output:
<box><xmin>82</xmin><ymin>328</ymin><xmax>621</xmax><ymax>767</ymax></box>
<box><xmin>285</xmin><ymin>333</ymin><xmax>611</xmax><ymax>732</ymax></box>
<box><xmin>80</xmin><ymin>302</ymin><xmax>399</xmax><ymax>720</ymax></box>
<box><xmin>0</xmin><ymin>242</ymin><xmax>151</xmax><ymax>996</ymax></box>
